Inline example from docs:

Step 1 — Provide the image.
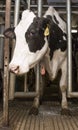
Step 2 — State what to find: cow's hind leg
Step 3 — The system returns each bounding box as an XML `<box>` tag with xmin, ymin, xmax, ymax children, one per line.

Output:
<box><xmin>60</xmin><ymin>85</ymin><xmax>70</xmax><ymax>115</ymax></box>
<box><xmin>60</xmin><ymin>68</ymin><xmax>70</xmax><ymax>115</ymax></box>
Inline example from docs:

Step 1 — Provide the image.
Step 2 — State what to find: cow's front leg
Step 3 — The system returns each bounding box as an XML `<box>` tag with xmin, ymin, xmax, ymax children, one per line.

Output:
<box><xmin>29</xmin><ymin>95</ymin><xmax>39</xmax><ymax>115</ymax></box>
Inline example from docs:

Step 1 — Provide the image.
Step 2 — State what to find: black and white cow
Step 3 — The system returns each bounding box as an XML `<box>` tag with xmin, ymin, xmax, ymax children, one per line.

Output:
<box><xmin>4</xmin><ymin>6</ymin><xmax>69</xmax><ymax>114</ymax></box>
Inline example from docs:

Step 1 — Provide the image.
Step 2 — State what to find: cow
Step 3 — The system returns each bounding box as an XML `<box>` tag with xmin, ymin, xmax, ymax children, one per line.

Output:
<box><xmin>4</xmin><ymin>6</ymin><xmax>69</xmax><ymax>115</ymax></box>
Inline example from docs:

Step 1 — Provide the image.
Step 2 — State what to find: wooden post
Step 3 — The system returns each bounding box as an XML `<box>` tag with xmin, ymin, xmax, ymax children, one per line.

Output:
<box><xmin>3</xmin><ymin>0</ymin><xmax>11</xmax><ymax>126</ymax></box>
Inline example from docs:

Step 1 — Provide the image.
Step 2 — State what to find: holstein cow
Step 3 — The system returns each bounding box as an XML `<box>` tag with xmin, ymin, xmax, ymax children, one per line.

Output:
<box><xmin>4</xmin><ymin>6</ymin><xmax>69</xmax><ymax>115</ymax></box>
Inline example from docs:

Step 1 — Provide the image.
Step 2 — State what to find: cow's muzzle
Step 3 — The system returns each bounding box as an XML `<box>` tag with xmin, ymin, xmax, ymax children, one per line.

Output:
<box><xmin>9</xmin><ymin>65</ymin><xmax>19</xmax><ymax>74</ymax></box>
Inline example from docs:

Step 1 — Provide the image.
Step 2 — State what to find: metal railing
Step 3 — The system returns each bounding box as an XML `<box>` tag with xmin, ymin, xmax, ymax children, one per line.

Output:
<box><xmin>2</xmin><ymin>0</ymin><xmax>78</xmax><ymax>127</ymax></box>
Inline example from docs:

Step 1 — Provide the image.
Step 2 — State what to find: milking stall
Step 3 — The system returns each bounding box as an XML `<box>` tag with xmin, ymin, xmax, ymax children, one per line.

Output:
<box><xmin>0</xmin><ymin>0</ymin><xmax>78</xmax><ymax>130</ymax></box>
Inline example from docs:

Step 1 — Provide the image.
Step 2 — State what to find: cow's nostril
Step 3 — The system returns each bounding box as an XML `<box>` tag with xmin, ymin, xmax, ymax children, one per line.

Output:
<box><xmin>10</xmin><ymin>65</ymin><xmax>19</xmax><ymax>74</ymax></box>
<box><xmin>14</xmin><ymin>66</ymin><xmax>19</xmax><ymax>71</ymax></box>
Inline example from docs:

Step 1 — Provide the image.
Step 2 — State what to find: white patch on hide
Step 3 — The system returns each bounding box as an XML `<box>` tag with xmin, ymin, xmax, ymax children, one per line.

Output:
<box><xmin>9</xmin><ymin>37</ymin><xmax>48</xmax><ymax>74</ymax></box>
<box><xmin>44</xmin><ymin>6</ymin><xmax>66</xmax><ymax>33</ymax></box>
<box><xmin>63</xmin><ymin>35</ymin><xmax>66</xmax><ymax>41</ymax></box>
<box><xmin>9</xmin><ymin>10</ymin><xmax>48</xmax><ymax>74</ymax></box>
<box><xmin>52</xmin><ymin>49</ymin><xmax>66</xmax><ymax>78</ymax></box>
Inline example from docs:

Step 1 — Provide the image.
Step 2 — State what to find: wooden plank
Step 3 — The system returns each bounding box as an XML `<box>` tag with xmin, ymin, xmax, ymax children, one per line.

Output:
<box><xmin>13</xmin><ymin>110</ymin><xmax>23</xmax><ymax>130</ymax></box>
<box><xmin>59</xmin><ymin>116</ymin><xmax>69</xmax><ymax>130</ymax></box>
<box><xmin>19</xmin><ymin>113</ymin><xmax>29</xmax><ymax>130</ymax></box>
<box><xmin>39</xmin><ymin>115</ymin><xmax>44</xmax><ymax>130</ymax></box>
<box><xmin>44</xmin><ymin>115</ymin><xmax>54</xmax><ymax>130</ymax></box>
<box><xmin>52</xmin><ymin>116</ymin><xmax>60</xmax><ymax>130</ymax></box>
<box><xmin>24</xmin><ymin>115</ymin><xmax>32</xmax><ymax>130</ymax></box>
<box><xmin>65</xmin><ymin>116</ymin><xmax>74</xmax><ymax>130</ymax></box>
<box><xmin>9</xmin><ymin>108</ymin><xmax>20</xmax><ymax>125</ymax></box>
<box><xmin>15</xmin><ymin>110</ymin><xmax>26</xmax><ymax>130</ymax></box>
<box><xmin>73</xmin><ymin>116</ymin><xmax>78</xmax><ymax>128</ymax></box>
<box><xmin>9</xmin><ymin>107</ymin><xmax>18</xmax><ymax>123</ymax></box>
<box><xmin>70</xmin><ymin>117</ymin><xmax>78</xmax><ymax>130</ymax></box>
<box><xmin>29</xmin><ymin>115</ymin><xmax>35</xmax><ymax>130</ymax></box>
<box><xmin>56</xmin><ymin>116</ymin><xmax>64</xmax><ymax>130</ymax></box>
<box><xmin>34</xmin><ymin>116</ymin><xmax>39</xmax><ymax>130</ymax></box>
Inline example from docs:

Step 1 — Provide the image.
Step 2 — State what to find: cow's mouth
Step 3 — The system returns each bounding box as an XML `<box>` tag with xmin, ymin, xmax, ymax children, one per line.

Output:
<box><xmin>10</xmin><ymin>65</ymin><xmax>19</xmax><ymax>74</ymax></box>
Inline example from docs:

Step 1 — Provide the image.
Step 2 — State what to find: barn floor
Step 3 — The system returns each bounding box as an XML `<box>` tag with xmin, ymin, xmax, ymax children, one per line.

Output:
<box><xmin>0</xmin><ymin>99</ymin><xmax>78</xmax><ymax>130</ymax></box>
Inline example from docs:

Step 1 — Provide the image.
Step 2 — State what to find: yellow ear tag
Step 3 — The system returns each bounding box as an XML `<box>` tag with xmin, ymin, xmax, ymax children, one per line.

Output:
<box><xmin>44</xmin><ymin>27</ymin><xmax>49</xmax><ymax>36</ymax></box>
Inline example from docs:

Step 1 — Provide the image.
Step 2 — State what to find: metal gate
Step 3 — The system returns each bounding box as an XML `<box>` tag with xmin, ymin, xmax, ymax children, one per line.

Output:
<box><xmin>3</xmin><ymin>0</ymin><xmax>78</xmax><ymax>127</ymax></box>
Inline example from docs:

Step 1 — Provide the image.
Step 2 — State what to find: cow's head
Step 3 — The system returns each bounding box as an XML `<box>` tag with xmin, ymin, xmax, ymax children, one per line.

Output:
<box><xmin>4</xmin><ymin>10</ymin><xmax>50</xmax><ymax>75</ymax></box>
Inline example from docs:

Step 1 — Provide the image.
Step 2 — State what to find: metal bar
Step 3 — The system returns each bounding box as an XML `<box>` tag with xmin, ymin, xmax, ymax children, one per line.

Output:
<box><xmin>0</xmin><ymin>35</ymin><xmax>4</xmax><ymax>38</ymax></box>
<box><xmin>36</xmin><ymin>63</ymin><xmax>40</xmax><ymax>93</ymax></box>
<box><xmin>30</xmin><ymin>4</ymin><xmax>78</xmax><ymax>8</ymax></box>
<box><xmin>37</xmin><ymin>0</ymin><xmax>43</xmax><ymax>93</ymax></box>
<box><xmin>9</xmin><ymin>0</ymin><xmax>20</xmax><ymax>100</ymax></box>
<box><xmin>38</xmin><ymin>0</ymin><xmax>42</xmax><ymax>17</ymax></box>
<box><xmin>0</xmin><ymin>3</ymin><xmax>78</xmax><ymax>8</ymax></box>
<box><xmin>34</xmin><ymin>0</ymin><xmax>43</xmax><ymax>104</ymax></box>
<box><xmin>66</xmin><ymin>0</ymin><xmax>78</xmax><ymax>98</ymax></box>
<box><xmin>66</xmin><ymin>0</ymin><xmax>78</xmax><ymax>97</ymax></box>
<box><xmin>0</xmin><ymin>25</ymin><xmax>4</xmax><ymax>69</ymax></box>
<box><xmin>36</xmin><ymin>0</ymin><xmax>43</xmax><ymax>93</ymax></box>
<box><xmin>14</xmin><ymin>92</ymin><xmax>38</xmax><ymax>98</ymax></box>
<box><xmin>14</xmin><ymin>0</ymin><xmax>20</xmax><ymax>26</ymax></box>
<box><xmin>24</xmin><ymin>74</ymin><xmax>28</xmax><ymax>92</ymax></box>
<box><xmin>3</xmin><ymin>0</ymin><xmax>11</xmax><ymax>126</ymax></box>
<box><xmin>66</xmin><ymin>0</ymin><xmax>72</xmax><ymax>97</ymax></box>
<box><xmin>1</xmin><ymin>10</ymin><xmax>78</xmax><ymax>15</ymax></box>
<box><xmin>68</xmin><ymin>92</ymin><xmax>78</xmax><ymax>97</ymax></box>
<box><xmin>27</xmin><ymin>0</ymin><xmax>31</xmax><ymax>10</ymax></box>
<box><xmin>23</xmin><ymin>0</ymin><xmax>31</xmax><ymax>93</ymax></box>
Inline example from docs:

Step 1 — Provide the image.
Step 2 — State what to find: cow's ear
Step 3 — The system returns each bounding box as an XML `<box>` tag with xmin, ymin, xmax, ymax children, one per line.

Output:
<box><xmin>3</xmin><ymin>27</ymin><xmax>16</xmax><ymax>39</ymax></box>
<box><xmin>43</xmin><ymin>15</ymin><xmax>52</xmax><ymax>26</ymax></box>
<box><xmin>43</xmin><ymin>18</ymin><xmax>50</xmax><ymax>36</ymax></box>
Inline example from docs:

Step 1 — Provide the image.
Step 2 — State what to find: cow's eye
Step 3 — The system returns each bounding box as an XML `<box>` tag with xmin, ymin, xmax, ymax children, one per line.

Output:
<box><xmin>30</xmin><ymin>30</ymin><xmax>35</xmax><ymax>36</ymax></box>
<box><xmin>30</xmin><ymin>32</ymin><xmax>34</xmax><ymax>35</ymax></box>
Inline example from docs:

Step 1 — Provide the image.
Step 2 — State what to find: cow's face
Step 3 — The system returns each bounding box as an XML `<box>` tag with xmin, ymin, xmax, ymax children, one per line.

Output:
<box><xmin>25</xmin><ymin>17</ymin><xmax>49</xmax><ymax>53</ymax></box>
<box><xmin>4</xmin><ymin>10</ymin><xmax>49</xmax><ymax>75</ymax></box>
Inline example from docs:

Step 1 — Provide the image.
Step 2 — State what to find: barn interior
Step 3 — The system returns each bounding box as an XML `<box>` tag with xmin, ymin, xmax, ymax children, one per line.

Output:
<box><xmin>0</xmin><ymin>0</ymin><xmax>78</xmax><ymax>130</ymax></box>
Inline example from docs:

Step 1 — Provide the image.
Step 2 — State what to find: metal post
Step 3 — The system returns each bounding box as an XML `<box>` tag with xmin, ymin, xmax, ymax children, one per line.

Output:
<box><xmin>67</xmin><ymin>0</ymin><xmax>72</xmax><ymax>97</ymax></box>
<box><xmin>38</xmin><ymin>0</ymin><xmax>42</xmax><ymax>17</ymax></box>
<box><xmin>67</xmin><ymin>0</ymin><xmax>78</xmax><ymax>97</ymax></box>
<box><xmin>14</xmin><ymin>0</ymin><xmax>20</xmax><ymax>26</ymax></box>
<box><xmin>35</xmin><ymin>0</ymin><xmax>42</xmax><ymax>102</ymax></box>
<box><xmin>0</xmin><ymin>25</ymin><xmax>4</xmax><ymax>69</ymax></box>
<box><xmin>24</xmin><ymin>74</ymin><xmax>28</xmax><ymax>92</ymax></box>
<box><xmin>23</xmin><ymin>0</ymin><xmax>31</xmax><ymax>93</ymax></box>
<box><xmin>3</xmin><ymin>0</ymin><xmax>11</xmax><ymax>126</ymax></box>
<box><xmin>27</xmin><ymin>0</ymin><xmax>31</xmax><ymax>10</ymax></box>
<box><xmin>36</xmin><ymin>0</ymin><xmax>43</xmax><ymax>92</ymax></box>
<box><xmin>9</xmin><ymin>0</ymin><xmax>20</xmax><ymax>100</ymax></box>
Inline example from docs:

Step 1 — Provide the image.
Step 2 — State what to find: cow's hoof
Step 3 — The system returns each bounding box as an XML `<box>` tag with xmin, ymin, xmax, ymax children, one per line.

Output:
<box><xmin>29</xmin><ymin>107</ymin><xmax>39</xmax><ymax>115</ymax></box>
<box><xmin>61</xmin><ymin>108</ymin><xmax>71</xmax><ymax>116</ymax></box>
